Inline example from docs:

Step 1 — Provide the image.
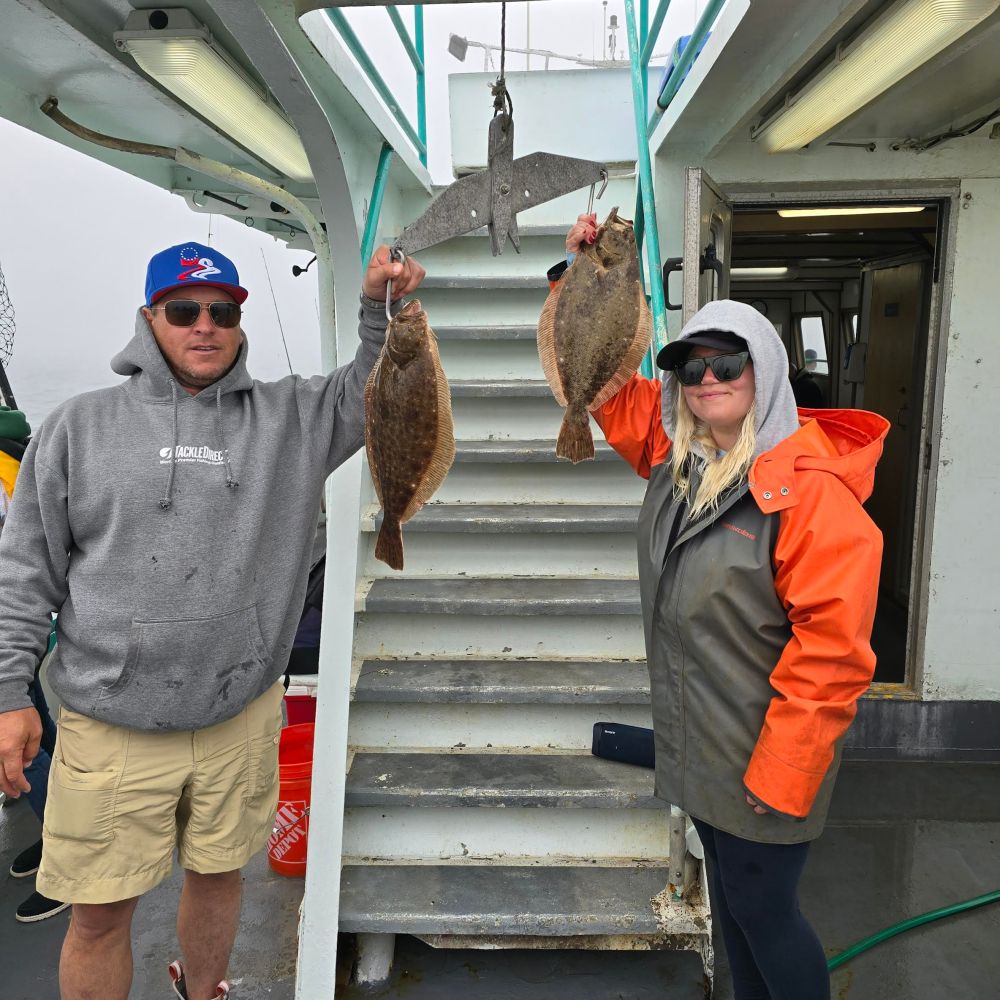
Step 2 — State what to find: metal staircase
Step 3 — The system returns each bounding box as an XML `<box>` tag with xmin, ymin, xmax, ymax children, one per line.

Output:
<box><xmin>338</xmin><ymin>192</ymin><xmax>712</xmax><ymax>984</ymax></box>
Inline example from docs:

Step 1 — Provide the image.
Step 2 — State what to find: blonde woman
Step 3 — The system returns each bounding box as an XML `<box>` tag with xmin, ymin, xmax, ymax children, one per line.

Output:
<box><xmin>563</xmin><ymin>212</ymin><xmax>890</xmax><ymax>1000</ymax></box>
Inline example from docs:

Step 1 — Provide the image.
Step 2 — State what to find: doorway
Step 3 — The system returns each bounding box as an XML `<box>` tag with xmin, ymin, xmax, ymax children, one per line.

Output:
<box><xmin>728</xmin><ymin>202</ymin><xmax>940</xmax><ymax>684</ymax></box>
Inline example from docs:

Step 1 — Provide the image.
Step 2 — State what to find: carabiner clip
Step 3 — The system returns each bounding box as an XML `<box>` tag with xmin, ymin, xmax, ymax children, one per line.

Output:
<box><xmin>587</xmin><ymin>169</ymin><xmax>609</xmax><ymax>216</ymax></box>
<box><xmin>385</xmin><ymin>246</ymin><xmax>406</xmax><ymax>324</ymax></box>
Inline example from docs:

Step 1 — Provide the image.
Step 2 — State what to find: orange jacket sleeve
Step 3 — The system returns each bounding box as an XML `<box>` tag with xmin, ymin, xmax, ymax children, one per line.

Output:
<box><xmin>743</xmin><ymin>471</ymin><xmax>882</xmax><ymax>819</ymax></box>
<box><xmin>591</xmin><ymin>375</ymin><xmax>670</xmax><ymax>479</ymax></box>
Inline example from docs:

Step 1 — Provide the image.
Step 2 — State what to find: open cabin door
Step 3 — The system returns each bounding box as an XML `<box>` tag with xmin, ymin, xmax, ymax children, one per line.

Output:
<box><xmin>683</xmin><ymin>167</ymin><xmax>733</xmax><ymax>320</ymax></box>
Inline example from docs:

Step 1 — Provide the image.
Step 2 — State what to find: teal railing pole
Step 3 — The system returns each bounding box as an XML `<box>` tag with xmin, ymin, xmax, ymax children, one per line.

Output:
<box><xmin>654</xmin><ymin>0</ymin><xmax>725</xmax><ymax>114</ymax></box>
<box><xmin>386</xmin><ymin>7</ymin><xmax>423</xmax><ymax>71</ymax></box>
<box><xmin>325</xmin><ymin>9</ymin><xmax>426</xmax><ymax>162</ymax></box>
<box><xmin>641</xmin><ymin>0</ymin><xmax>673</xmax><ymax>69</ymax></box>
<box><xmin>360</xmin><ymin>142</ymin><xmax>394</xmax><ymax>265</ymax></box>
<box><xmin>624</xmin><ymin>0</ymin><xmax>667</xmax><ymax>369</ymax></box>
<box><xmin>415</xmin><ymin>6</ymin><xmax>427</xmax><ymax>167</ymax></box>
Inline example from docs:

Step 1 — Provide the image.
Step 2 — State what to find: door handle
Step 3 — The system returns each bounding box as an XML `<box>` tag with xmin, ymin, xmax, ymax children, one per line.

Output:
<box><xmin>661</xmin><ymin>244</ymin><xmax>724</xmax><ymax>312</ymax></box>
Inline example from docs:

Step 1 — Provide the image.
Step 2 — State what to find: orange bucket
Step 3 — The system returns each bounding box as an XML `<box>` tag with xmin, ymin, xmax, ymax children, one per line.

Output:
<box><xmin>267</xmin><ymin>723</ymin><xmax>315</xmax><ymax>877</ymax></box>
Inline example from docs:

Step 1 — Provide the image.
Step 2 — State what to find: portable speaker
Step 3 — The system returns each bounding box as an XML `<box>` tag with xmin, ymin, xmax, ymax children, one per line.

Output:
<box><xmin>591</xmin><ymin>722</ymin><xmax>655</xmax><ymax>769</ymax></box>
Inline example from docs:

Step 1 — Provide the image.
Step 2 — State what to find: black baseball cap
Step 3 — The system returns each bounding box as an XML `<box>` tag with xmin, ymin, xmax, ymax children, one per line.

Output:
<box><xmin>656</xmin><ymin>330</ymin><xmax>748</xmax><ymax>370</ymax></box>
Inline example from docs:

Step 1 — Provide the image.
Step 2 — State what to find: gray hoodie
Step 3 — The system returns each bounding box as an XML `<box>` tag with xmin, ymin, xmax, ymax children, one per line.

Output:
<box><xmin>0</xmin><ymin>298</ymin><xmax>388</xmax><ymax>730</ymax></box>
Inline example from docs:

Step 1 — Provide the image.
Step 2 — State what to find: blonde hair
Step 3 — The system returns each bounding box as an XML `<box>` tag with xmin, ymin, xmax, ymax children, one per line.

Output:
<box><xmin>670</xmin><ymin>390</ymin><xmax>757</xmax><ymax>519</ymax></box>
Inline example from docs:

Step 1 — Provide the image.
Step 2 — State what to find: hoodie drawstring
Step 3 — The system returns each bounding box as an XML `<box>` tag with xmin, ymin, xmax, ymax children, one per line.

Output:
<box><xmin>216</xmin><ymin>387</ymin><xmax>239</xmax><ymax>492</ymax></box>
<box><xmin>159</xmin><ymin>381</ymin><xmax>179</xmax><ymax>511</ymax></box>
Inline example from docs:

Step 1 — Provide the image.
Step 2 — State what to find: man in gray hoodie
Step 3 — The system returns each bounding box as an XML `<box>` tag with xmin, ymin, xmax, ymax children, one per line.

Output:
<box><xmin>0</xmin><ymin>239</ymin><xmax>424</xmax><ymax>1000</ymax></box>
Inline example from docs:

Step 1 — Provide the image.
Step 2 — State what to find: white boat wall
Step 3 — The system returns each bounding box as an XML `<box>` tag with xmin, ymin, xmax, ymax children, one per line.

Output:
<box><xmin>1</xmin><ymin>2</ymin><xmax>999</xmax><ymax>997</ymax></box>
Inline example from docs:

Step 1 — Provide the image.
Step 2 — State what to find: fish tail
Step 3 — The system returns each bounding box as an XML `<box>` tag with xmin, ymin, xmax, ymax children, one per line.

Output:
<box><xmin>375</xmin><ymin>515</ymin><xmax>405</xmax><ymax>571</ymax></box>
<box><xmin>556</xmin><ymin>407</ymin><xmax>595</xmax><ymax>463</ymax></box>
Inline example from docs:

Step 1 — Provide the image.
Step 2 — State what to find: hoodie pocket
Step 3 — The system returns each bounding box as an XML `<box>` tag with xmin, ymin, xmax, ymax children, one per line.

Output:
<box><xmin>97</xmin><ymin>605</ymin><xmax>270</xmax><ymax>727</ymax></box>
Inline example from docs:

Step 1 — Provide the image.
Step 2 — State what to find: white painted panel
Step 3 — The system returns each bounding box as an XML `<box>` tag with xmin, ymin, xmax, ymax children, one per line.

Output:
<box><xmin>416</xmin><ymin>288</ymin><xmax>550</xmax><ymax>327</ymax></box>
<box><xmin>349</xmin><ymin>702</ymin><xmax>654</xmax><ymax>750</ymax></box>
<box><xmin>438</xmin><ymin>340</ymin><xmax>545</xmax><ymax>381</ymax></box>
<box><xmin>923</xmin><ymin>179</ymin><xmax>1000</xmax><ymax>701</ymax></box>
<box><xmin>353</xmin><ymin>613</ymin><xmax>646</xmax><ymax>660</ymax></box>
<box><xmin>450</xmin><ymin>397</ymin><xmax>565</xmax><ymax>441</ymax></box>
<box><xmin>361</xmin><ymin>533</ymin><xmax>639</xmax><ymax>579</ymax></box>
<box><xmin>343</xmin><ymin>807</ymin><xmax>670</xmax><ymax>862</ymax></box>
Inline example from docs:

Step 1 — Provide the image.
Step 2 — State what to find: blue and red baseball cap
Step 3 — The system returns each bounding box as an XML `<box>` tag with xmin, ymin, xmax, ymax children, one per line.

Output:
<box><xmin>145</xmin><ymin>241</ymin><xmax>249</xmax><ymax>305</ymax></box>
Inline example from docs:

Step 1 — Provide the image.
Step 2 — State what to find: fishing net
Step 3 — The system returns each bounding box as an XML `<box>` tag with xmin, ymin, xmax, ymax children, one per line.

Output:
<box><xmin>0</xmin><ymin>259</ymin><xmax>14</xmax><ymax>368</ymax></box>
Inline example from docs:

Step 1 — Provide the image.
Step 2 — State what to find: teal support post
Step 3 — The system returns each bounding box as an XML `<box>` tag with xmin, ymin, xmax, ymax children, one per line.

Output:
<box><xmin>641</xmin><ymin>0</ymin><xmax>673</xmax><ymax>69</ymax></box>
<box><xmin>360</xmin><ymin>142</ymin><xmax>394</xmax><ymax>266</ymax></box>
<box><xmin>325</xmin><ymin>9</ymin><xmax>426</xmax><ymax>161</ymax></box>
<box><xmin>387</xmin><ymin>7</ymin><xmax>423</xmax><ymax>72</ymax></box>
<box><xmin>415</xmin><ymin>6</ymin><xmax>427</xmax><ymax>166</ymax></box>
<box><xmin>624</xmin><ymin>0</ymin><xmax>668</xmax><ymax>365</ymax></box>
<box><xmin>654</xmin><ymin>0</ymin><xmax>724</xmax><ymax>112</ymax></box>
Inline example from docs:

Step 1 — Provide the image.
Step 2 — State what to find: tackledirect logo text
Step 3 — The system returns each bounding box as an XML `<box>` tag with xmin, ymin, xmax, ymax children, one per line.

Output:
<box><xmin>159</xmin><ymin>445</ymin><xmax>224</xmax><ymax>465</ymax></box>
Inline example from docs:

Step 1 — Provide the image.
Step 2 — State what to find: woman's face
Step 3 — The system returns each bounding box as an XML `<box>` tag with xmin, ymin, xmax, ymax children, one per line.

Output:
<box><xmin>680</xmin><ymin>346</ymin><xmax>756</xmax><ymax>448</ymax></box>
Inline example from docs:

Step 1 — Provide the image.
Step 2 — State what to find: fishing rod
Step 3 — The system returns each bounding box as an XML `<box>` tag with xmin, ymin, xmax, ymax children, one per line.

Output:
<box><xmin>0</xmin><ymin>359</ymin><xmax>16</xmax><ymax>411</ymax></box>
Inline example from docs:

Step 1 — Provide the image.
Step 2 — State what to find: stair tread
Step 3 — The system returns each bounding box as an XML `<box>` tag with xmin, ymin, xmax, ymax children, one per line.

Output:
<box><xmin>421</xmin><ymin>275</ymin><xmax>549</xmax><ymax>289</ymax></box>
<box><xmin>364</xmin><ymin>503</ymin><xmax>639</xmax><ymax>533</ymax></box>
<box><xmin>450</xmin><ymin>379</ymin><xmax>552</xmax><ymax>398</ymax></box>
<box><xmin>339</xmin><ymin>864</ymin><xmax>707</xmax><ymax>937</ymax></box>
<box><xmin>454</xmin><ymin>439</ymin><xmax>619</xmax><ymax>463</ymax></box>
<box><xmin>347</xmin><ymin>752</ymin><xmax>660</xmax><ymax>808</ymax></box>
<box><xmin>434</xmin><ymin>325</ymin><xmax>538</xmax><ymax>340</ymax></box>
<box><xmin>355</xmin><ymin>659</ymin><xmax>650</xmax><ymax>704</ymax></box>
<box><xmin>364</xmin><ymin>577</ymin><xmax>641</xmax><ymax>615</ymax></box>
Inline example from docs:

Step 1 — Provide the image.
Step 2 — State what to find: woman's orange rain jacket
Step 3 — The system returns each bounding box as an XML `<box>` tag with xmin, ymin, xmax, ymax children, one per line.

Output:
<box><xmin>593</xmin><ymin>375</ymin><xmax>889</xmax><ymax>838</ymax></box>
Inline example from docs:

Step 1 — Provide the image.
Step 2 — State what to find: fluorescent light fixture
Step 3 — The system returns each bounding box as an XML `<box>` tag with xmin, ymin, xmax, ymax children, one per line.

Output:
<box><xmin>753</xmin><ymin>0</ymin><xmax>1000</xmax><ymax>153</ymax></box>
<box><xmin>115</xmin><ymin>10</ymin><xmax>312</xmax><ymax>182</ymax></box>
<box><xmin>731</xmin><ymin>266</ymin><xmax>790</xmax><ymax>279</ymax></box>
<box><xmin>777</xmin><ymin>206</ymin><xmax>926</xmax><ymax>218</ymax></box>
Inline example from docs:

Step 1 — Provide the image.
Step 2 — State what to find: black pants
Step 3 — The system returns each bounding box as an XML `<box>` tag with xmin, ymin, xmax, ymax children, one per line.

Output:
<box><xmin>692</xmin><ymin>818</ymin><xmax>829</xmax><ymax>1000</ymax></box>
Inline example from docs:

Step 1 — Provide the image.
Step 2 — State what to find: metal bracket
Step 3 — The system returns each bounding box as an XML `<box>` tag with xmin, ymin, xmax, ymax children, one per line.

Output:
<box><xmin>661</xmin><ymin>243</ymin><xmax>724</xmax><ymax>311</ymax></box>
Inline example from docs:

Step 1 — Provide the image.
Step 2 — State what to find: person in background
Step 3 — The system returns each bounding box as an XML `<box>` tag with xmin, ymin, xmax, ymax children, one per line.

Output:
<box><xmin>0</xmin><ymin>402</ymin><xmax>64</xmax><ymax>922</ymax></box>
<box><xmin>0</xmin><ymin>241</ymin><xmax>424</xmax><ymax>1000</ymax></box>
<box><xmin>557</xmin><ymin>216</ymin><xmax>888</xmax><ymax>1000</ymax></box>
<box><xmin>790</xmin><ymin>348</ymin><xmax>825</xmax><ymax>408</ymax></box>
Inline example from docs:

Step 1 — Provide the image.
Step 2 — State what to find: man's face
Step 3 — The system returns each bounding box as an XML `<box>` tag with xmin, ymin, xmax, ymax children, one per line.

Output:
<box><xmin>142</xmin><ymin>286</ymin><xmax>243</xmax><ymax>394</ymax></box>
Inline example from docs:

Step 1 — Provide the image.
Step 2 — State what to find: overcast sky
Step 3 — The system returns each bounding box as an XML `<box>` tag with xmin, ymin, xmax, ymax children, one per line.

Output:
<box><xmin>0</xmin><ymin>0</ymin><xmax>700</xmax><ymax>426</ymax></box>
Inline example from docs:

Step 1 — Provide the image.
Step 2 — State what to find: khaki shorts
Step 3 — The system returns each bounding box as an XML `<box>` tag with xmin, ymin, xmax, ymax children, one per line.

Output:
<box><xmin>37</xmin><ymin>681</ymin><xmax>284</xmax><ymax>905</ymax></box>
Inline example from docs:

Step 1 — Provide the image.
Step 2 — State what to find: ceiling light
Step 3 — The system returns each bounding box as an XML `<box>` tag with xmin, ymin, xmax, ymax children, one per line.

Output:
<box><xmin>115</xmin><ymin>9</ymin><xmax>312</xmax><ymax>182</ymax></box>
<box><xmin>753</xmin><ymin>0</ymin><xmax>1000</xmax><ymax>153</ymax></box>
<box><xmin>731</xmin><ymin>266</ymin><xmax>790</xmax><ymax>278</ymax></box>
<box><xmin>777</xmin><ymin>206</ymin><xmax>926</xmax><ymax>218</ymax></box>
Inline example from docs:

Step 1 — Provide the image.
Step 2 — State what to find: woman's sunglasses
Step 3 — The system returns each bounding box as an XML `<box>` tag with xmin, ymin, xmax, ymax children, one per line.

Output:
<box><xmin>151</xmin><ymin>300</ymin><xmax>242</xmax><ymax>329</ymax></box>
<box><xmin>671</xmin><ymin>351</ymin><xmax>751</xmax><ymax>387</ymax></box>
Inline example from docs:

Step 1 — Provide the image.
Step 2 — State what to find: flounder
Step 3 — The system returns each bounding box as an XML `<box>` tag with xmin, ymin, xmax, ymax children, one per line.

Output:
<box><xmin>365</xmin><ymin>299</ymin><xmax>455</xmax><ymax>570</ymax></box>
<box><xmin>537</xmin><ymin>208</ymin><xmax>652</xmax><ymax>462</ymax></box>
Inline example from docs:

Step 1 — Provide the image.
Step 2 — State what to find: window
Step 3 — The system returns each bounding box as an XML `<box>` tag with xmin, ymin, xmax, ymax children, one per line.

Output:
<box><xmin>798</xmin><ymin>315</ymin><xmax>829</xmax><ymax>375</ymax></box>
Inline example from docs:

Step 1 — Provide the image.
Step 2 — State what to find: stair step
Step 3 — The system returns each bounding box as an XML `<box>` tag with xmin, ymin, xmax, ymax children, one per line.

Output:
<box><xmin>434</xmin><ymin>325</ymin><xmax>538</xmax><ymax>341</ymax></box>
<box><xmin>339</xmin><ymin>865</ymin><xmax>706</xmax><ymax>937</ymax></box>
<box><xmin>364</xmin><ymin>503</ymin><xmax>639</xmax><ymax>534</ymax></box>
<box><xmin>347</xmin><ymin>752</ymin><xmax>660</xmax><ymax>809</ymax></box>
<box><xmin>455</xmin><ymin>439</ymin><xmax>618</xmax><ymax>463</ymax></box>
<box><xmin>421</xmin><ymin>275</ymin><xmax>549</xmax><ymax>290</ymax></box>
<box><xmin>355</xmin><ymin>659</ymin><xmax>650</xmax><ymax>704</ymax></box>
<box><xmin>450</xmin><ymin>379</ymin><xmax>551</xmax><ymax>398</ymax></box>
<box><xmin>363</xmin><ymin>578</ymin><xmax>640</xmax><ymax>616</ymax></box>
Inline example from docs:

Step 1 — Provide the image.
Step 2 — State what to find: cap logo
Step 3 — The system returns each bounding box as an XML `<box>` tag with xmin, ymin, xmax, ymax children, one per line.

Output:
<box><xmin>178</xmin><ymin>246</ymin><xmax>222</xmax><ymax>283</ymax></box>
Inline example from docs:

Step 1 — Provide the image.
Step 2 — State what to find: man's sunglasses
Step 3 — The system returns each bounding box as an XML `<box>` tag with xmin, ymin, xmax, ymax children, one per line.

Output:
<box><xmin>151</xmin><ymin>300</ymin><xmax>242</xmax><ymax>329</ymax></box>
<box><xmin>670</xmin><ymin>351</ymin><xmax>751</xmax><ymax>387</ymax></box>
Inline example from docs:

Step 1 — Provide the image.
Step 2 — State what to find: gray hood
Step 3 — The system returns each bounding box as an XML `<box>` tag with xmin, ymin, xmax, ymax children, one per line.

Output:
<box><xmin>661</xmin><ymin>299</ymin><xmax>799</xmax><ymax>458</ymax></box>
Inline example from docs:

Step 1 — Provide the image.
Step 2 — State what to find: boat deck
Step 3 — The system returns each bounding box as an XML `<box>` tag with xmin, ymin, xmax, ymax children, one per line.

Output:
<box><xmin>2</xmin><ymin>760</ymin><xmax>998</xmax><ymax>999</ymax></box>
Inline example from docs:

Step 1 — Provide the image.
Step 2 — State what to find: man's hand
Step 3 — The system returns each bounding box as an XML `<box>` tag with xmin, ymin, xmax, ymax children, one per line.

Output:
<box><xmin>362</xmin><ymin>245</ymin><xmax>426</xmax><ymax>302</ymax></box>
<box><xmin>0</xmin><ymin>707</ymin><xmax>42</xmax><ymax>798</ymax></box>
<box><xmin>566</xmin><ymin>213</ymin><xmax>598</xmax><ymax>254</ymax></box>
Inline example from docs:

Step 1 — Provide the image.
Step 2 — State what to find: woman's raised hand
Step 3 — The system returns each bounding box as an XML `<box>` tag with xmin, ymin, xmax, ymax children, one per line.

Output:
<box><xmin>565</xmin><ymin>213</ymin><xmax>598</xmax><ymax>254</ymax></box>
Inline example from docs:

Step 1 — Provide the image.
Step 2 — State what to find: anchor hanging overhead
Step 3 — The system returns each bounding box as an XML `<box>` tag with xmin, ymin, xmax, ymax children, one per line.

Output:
<box><xmin>395</xmin><ymin>2</ymin><xmax>608</xmax><ymax>257</ymax></box>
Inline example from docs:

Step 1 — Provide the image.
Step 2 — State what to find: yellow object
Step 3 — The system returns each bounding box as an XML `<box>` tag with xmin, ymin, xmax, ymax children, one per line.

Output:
<box><xmin>0</xmin><ymin>450</ymin><xmax>18</xmax><ymax>498</ymax></box>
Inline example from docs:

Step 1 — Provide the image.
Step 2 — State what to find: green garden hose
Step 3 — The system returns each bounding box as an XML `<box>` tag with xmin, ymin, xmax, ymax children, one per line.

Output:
<box><xmin>827</xmin><ymin>888</ymin><xmax>1000</xmax><ymax>971</ymax></box>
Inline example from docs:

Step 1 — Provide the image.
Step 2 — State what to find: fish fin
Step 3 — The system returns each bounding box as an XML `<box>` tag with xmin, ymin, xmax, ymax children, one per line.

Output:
<box><xmin>364</xmin><ymin>355</ymin><xmax>386</xmax><ymax>509</ymax></box>
<box><xmin>403</xmin><ymin>331</ymin><xmax>456</xmax><ymax>521</ymax></box>
<box><xmin>589</xmin><ymin>287</ymin><xmax>654</xmax><ymax>412</ymax></box>
<box><xmin>375</xmin><ymin>514</ymin><xmax>405</xmax><ymax>571</ymax></box>
<box><xmin>556</xmin><ymin>406</ymin><xmax>595</xmax><ymax>463</ymax></box>
<box><xmin>537</xmin><ymin>281</ymin><xmax>568</xmax><ymax>407</ymax></box>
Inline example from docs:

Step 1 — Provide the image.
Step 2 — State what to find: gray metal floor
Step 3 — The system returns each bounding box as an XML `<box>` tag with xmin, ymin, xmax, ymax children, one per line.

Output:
<box><xmin>3</xmin><ymin>762</ymin><xmax>999</xmax><ymax>999</ymax></box>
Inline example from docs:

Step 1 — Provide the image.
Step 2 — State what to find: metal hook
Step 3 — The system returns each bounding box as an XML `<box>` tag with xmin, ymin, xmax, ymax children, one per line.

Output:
<box><xmin>587</xmin><ymin>169</ymin><xmax>609</xmax><ymax>215</ymax></box>
<box><xmin>385</xmin><ymin>246</ymin><xmax>406</xmax><ymax>324</ymax></box>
